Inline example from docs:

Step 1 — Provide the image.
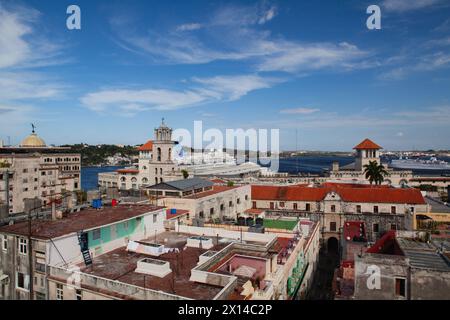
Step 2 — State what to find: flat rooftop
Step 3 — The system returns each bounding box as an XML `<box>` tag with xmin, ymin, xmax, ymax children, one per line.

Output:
<box><xmin>0</xmin><ymin>204</ymin><xmax>164</xmax><ymax>240</ymax></box>
<box><xmin>397</xmin><ymin>238</ymin><xmax>450</xmax><ymax>272</ymax></box>
<box><xmin>78</xmin><ymin>232</ymin><xmax>229</xmax><ymax>300</ymax></box>
<box><xmin>184</xmin><ymin>185</ymin><xmax>240</xmax><ymax>199</ymax></box>
<box><xmin>425</xmin><ymin>197</ymin><xmax>450</xmax><ymax>213</ymax></box>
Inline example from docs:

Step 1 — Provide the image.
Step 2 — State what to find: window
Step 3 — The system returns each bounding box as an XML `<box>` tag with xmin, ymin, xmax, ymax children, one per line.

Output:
<box><xmin>229</xmin><ymin>201</ymin><xmax>233</xmax><ymax>207</ymax></box>
<box><xmin>41</xmin><ymin>171</ymin><xmax>46</xmax><ymax>176</ymax></box>
<box><xmin>35</xmin><ymin>292</ymin><xmax>46</xmax><ymax>300</ymax></box>
<box><xmin>157</xmin><ymin>148</ymin><xmax>161</xmax><ymax>162</ymax></box>
<box><xmin>153</xmin><ymin>214</ymin><xmax>157</xmax><ymax>223</ymax></box>
<box><xmin>279</xmin><ymin>202</ymin><xmax>285</xmax><ymax>208</ymax></box>
<box><xmin>18</xmin><ymin>237</ymin><xmax>27</xmax><ymax>255</ymax></box>
<box><xmin>373</xmin><ymin>223</ymin><xmax>379</xmax><ymax>233</ymax></box>
<box><xmin>56</xmin><ymin>283</ymin><xmax>64</xmax><ymax>300</ymax></box>
<box><xmin>237</xmin><ymin>198</ymin><xmax>241</xmax><ymax>204</ymax></box>
<box><xmin>305</xmin><ymin>203</ymin><xmax>311</xmax><ymax>211</ymax></box>
<box><xmin>330</xmin><ymin>222</ymin><xmax>337</xmax><ymax>232</ymax></box>
<box><xmin>395</xmin><ymin>278</ymin><xmax>406</xmax><ymax>298</ymax></box>
<box><xmin>270</xmin><ymin>202</ymin><xmax>274</xmax><ymax>209</ymax></box>
<box><xmin>2</xmin><ymin>235</ymin><xmax>7</xmax><ymax>252</ymax></box>
<box><xmin>293</xmin><ymin>203</ymin><xmax>298</xmax><ymax>210</ymax></box>
<box><xmin>220</xmin><ymin>204</ymin><xmax>225</xmax><ymax>211</ymax></box>
<box><xmin>35</xmin><ymin>251</ymin><xmax>46</xmax><ymax>273</ymax></box>
<box><xmin>245</xmin><ymin>195</ymin><xmax>248</xmax><ymax>201</ymax></box>
<box><xmin>210</xmin><ymin>208</ymin><xmax>214</xmax><ymax>216</ymax></box>
<box><xmin>199</xmin><ymin>211</ymin><xmax>204</xmax><ymax>219</ymax></box>
<box><xmin>356</xmin><ymin>205</ymin><xmax>361</xmax><ymax>213</ymax></box>
<box><xmin>92</xmin><ymin>229</ymin><xmax>101</xmax><ymax>241</ymax></box>
<box><xmin>16</xmin><ymin>272</ymin><xmax>29</xmax><ymax>290</ymax></box>
<box><xmin>76</xmin><ymin>289</ymin><xmax>82</xmax><ymax>300</ymax></box>
<box><xmin>373</xmin><ymin>206</ymin><xmax>379</xmax><ymax>214</ymax></box>
<box><xmin>391</xmin><ymin>224</ymin><xmax>397</xmax><ymax>230</ymax></box>
<box><xmin>391</xmin><ymin>206</ymin><xmax>396</xmax><ymax>214</ymax></box>
<box><xmin>331</xmin><ymin>205</ymin><xmax>336</xmax><ymax>213</ymax></box>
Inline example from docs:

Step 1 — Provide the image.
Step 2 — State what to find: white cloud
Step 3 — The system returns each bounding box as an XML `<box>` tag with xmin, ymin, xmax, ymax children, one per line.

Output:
<box><xmin>258</xmin><ymin>6</ymin><xmax>277</xmax><ymax>25</ymax></box>
<box><xmin>380</xmin><ymin>51</ymin><xmax>450</xmax><ymax>80</ymax></box>
<box><xmin>192</xmin><ymin>74</ymin><xmax>280</xmax><ymax>101</ymax></box>
<box><xmin>382</xmin><ymin>0</ymin><xmax>443</xmax><ymax>12</ymax></box>
<box><xmin>176</xmin><ymin>23</ymin><xmax>203</xmax><ymax>32</ymax></box>
<box><xmin>81</xmin><ymin>88</ymin><xmax>207</xmax><ymax>113</ymax></box>
<box><xmin>0</xmin><ymin>3</ymin><xmax>64</xmax><ymax>69</ymax></box>
<box><xmin>257</xmin><ymin>41</ymin><xmax>368</xmax><ymax>73</ymax></box>
<box><xmin>81</xmin><ymin>74</ymin><xmax>278</xmax><ymax>115</ymax></box>
<box><xmin>0</xmin><ymin>3</ymin><xmax>67</xmax><ymax>130</ymax></box>
<box><xmin>110</xmin><ymin>5</ymin><xmax>369</xmax><ymax>74</ymax></box>
<box><xmin>0</xmin><ymin>72</ymin><xmax>63</xmax><ymax>100</ymax></box>
<box><xmin>280</xmin><ymin>107</ymin><xmax>320</xmax><ymax>115</ymax></box>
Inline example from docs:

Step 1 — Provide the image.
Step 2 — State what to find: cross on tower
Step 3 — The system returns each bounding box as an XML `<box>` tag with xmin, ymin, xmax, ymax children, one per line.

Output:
<box><xmin>31</xmin><ymin>123</ymin><xmax>36</xmax><ymax>133</ymax></box>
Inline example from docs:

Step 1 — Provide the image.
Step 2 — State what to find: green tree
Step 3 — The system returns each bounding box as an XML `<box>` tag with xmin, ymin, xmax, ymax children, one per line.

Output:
<box><xmin>363</xmin><ymin>161</ymin><xmax>388</xmax><ymax>185</ymax></box>
<box><xmin>227</xmin><ymin>181</ymin><xmax>235</xmax><ymax>187</ymax></box>
<box><xmin>181</xmin><ymin>169</ymin><xmax>189</xmax><ymax>179</ymax></box>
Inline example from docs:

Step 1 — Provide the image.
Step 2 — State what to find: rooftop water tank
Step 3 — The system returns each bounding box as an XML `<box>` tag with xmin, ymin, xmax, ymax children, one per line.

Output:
<box><xmin>92</xmin><ymin>199</ymin><xmax>102</xmax><ymax>209</ymax></box>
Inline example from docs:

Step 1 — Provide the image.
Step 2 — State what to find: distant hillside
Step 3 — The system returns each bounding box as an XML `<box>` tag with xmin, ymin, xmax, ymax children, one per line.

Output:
<box><xmin>61</xmin><ymin>144</ymin><xmax>139</xmax><ymax>166</ymax></box>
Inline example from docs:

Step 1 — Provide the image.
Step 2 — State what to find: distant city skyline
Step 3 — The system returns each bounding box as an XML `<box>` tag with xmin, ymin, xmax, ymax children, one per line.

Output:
<box><xmin>1</xmin><ymin>0</ymin><xmax>450</xmax><ymax>151</ymax></box>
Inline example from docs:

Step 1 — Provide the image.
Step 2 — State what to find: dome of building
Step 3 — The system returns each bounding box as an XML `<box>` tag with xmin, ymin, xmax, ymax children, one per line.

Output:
<box><xmin>20</xmin><ymin>132</ymin><xmax>46</xmax><ymax>148</ymax></box>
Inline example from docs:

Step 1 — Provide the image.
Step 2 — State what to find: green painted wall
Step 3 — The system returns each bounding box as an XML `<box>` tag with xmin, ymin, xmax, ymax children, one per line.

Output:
<box><xmin>87</xmin><ymin>217</ymin><xmax>144</xmax><ymax>249</ymax></box>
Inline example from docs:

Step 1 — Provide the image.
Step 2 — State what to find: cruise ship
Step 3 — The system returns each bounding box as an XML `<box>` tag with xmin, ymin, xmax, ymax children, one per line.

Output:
<box><xmin>389</xmin><ymin>157</ymin><xmax>450</xmax><ymax>170</ymax></box>
<box><xmin>174</xmin><ymin>147</ymin><xmax>267</xmax><ymax>176</ymax></box>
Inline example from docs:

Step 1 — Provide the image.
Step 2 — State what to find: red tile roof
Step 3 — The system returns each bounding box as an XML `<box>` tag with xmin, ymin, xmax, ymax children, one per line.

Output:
<box><xmin>137</xmin><ymin>140</ymin><xmax>153</xmax><ymax>151</ymax></box>
<box><xmin>251</xmin><ymin>185</ymin><xmax>328</xmax><ymax>202</ymax></box>
<box><xmin>336</xmin><ymin>187</ymin><xmax>426</xmax><ymax>204</ymax></box>
<box><xmin>251</xmin><ymin>185</ymin><xmax>426</xmax><ymax>204</ymax></box>
<box><xmin>353</xmin><ymin>138</ymin><xmax>382</xmax><ymax>150</ymax></box>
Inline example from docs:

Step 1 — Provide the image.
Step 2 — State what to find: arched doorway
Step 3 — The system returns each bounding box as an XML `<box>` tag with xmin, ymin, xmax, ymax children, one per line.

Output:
<box><xmin>327</xmin><ymin>237</ymin><xmax>339</xmax><ymax>254</ymax></box>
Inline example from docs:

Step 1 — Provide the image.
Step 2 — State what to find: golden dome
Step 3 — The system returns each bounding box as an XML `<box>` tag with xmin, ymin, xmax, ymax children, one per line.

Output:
<box><xmin>20</xmin><ymin>133</ymin><xmax>46</xmax><ymax>148</ymax></box>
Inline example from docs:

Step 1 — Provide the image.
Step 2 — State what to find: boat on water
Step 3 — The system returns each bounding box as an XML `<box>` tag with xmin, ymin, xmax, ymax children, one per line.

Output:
<box><xmin>389</xmin><ymin>156</ymin><xmax>450</xmax><ymax>170</ymax></box>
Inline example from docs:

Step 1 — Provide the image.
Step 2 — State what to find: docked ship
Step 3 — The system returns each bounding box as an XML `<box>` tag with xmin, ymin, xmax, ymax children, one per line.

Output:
<box><xmin>174</xmin><ymin>147</ymin><xmax>265</xmax><ymax>177</ymax></box>
<box><xmin>389</xmin><ymin>157</ymin><xmax>450</xmax><ymax>170</ymax></box>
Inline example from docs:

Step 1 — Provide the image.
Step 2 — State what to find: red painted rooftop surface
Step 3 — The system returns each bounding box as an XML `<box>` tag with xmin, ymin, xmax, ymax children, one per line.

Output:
<box><xmin>165</xmin><ymin>209</ymin><xmax>189</xmax><ymax>220</ymax></box>
<box><xmin>116</xmin><ymin>169</ymin><xmax>139</xmax><ymax>174</ymax></box>
<box><xmin>343</xmin><ymin>221</ymin><xmax>365</xmax><ymax>241</ymax></box>
<box><xmin>353</xmin><ymin>138</ymin><xmax>382</xmax><ymax>150</ymax></box>
<box><xmin>244</xmin><ymin>208</ymin><xmax>265</xmax><ymax>215</ymax></box>
<box><xmin>79</xmin><ymin>241</ymin><xmax>227</xmax><ymax>300</ymax></box>
<box><xmin>210</xmin><ymin>178</ymin><xmax>228</xmax><ymax>184</ymax></box>
<box><xmin>184</xmin><ymin>185</ymin><xmax>240</xmax><ymax>199</ymax></box>
<box><xmin>0</xmin><ymin>205</ymin><xmax>164</xmax><ymax>240</ymax></box>
<box><xmin>137</xmin><ymin>140</ymin><xmax>153</xmax><ymax>151</ymax></box>
<box><xmin>251</xmin><ymin>185</ymin><xmax>426</xmax><ymax>204</ymax></box>
<box><xmin>366</xmin><ymin>230</ymin><xmax>404</xmax><ymax>255</ymax></box>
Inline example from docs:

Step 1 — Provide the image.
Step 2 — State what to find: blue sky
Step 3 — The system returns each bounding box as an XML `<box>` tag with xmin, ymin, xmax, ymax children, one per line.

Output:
<box><xmin>0</xmin><ymin>0</ymin><xmax>450</xmax><ymax>151</ymax></box>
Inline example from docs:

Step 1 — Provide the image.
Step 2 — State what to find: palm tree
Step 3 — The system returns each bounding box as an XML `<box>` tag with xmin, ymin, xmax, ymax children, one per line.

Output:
<box><xmin>363</xmin><ymin>161</ymin><xmax>388</xmax><ymax>185</ymax></box>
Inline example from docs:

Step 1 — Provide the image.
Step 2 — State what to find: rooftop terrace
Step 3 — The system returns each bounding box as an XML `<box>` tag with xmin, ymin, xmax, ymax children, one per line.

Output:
<box><xmin>0</xmin><ymin>204</ymin><xmax>164</xmax><ymax>239</ymax></box>
<box><xmin>77</xmin><ymin>232</ymin><xmax>230</xmax><ymax>300</ymax></box>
